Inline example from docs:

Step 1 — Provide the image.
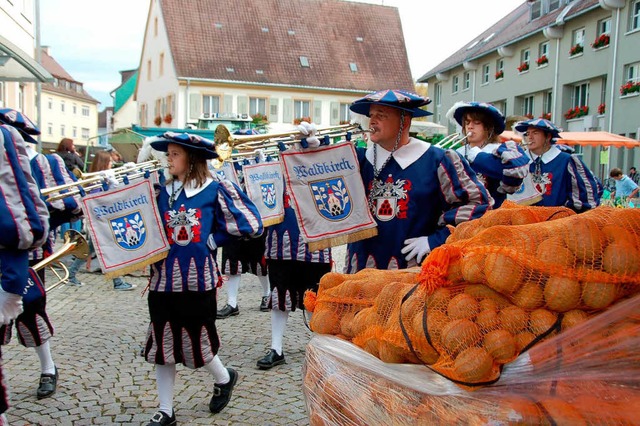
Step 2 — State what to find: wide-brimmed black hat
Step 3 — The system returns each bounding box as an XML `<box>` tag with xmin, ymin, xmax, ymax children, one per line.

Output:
<box><xmin>349</xmin><ymin>89</ymin><xmax>432</xmax><ymax>118</ymax></box>
<box><xmin>149</xmin><ymin>132</ymin><xmax>218</xmax><ymax>159</ymax></box>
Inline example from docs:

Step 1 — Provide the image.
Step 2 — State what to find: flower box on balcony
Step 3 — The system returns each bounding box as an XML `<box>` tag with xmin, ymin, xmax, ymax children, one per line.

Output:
<box><xmin>540</xmin><ymin>113</ymin><xmax>552</xmax><ymax>120</ymax></box>
<box><xmin>517</xmin><ymin>62</ymin><xmax>530</xmax><ymax>73</ymax></box>
<box><xmin>163</xmin><ymin>113</ymin><xmax>173</xmax><ymax>124</ymax></box>
<box><xmin>591</xmin><ymin>34</ymin><xmax>610</xmax><ymax>49</ymax></box>
<box><xmin>494</xmin><ymin>70</ymin><xmax>504</xmax><ymax>80</ymax></box>
<box><xmin>620</xmin><ymin>81</ymin><xmax>640</xmax><ymax>96</ymax></box>
<box><xmin>597</xmin><ymin>103</ymin><xmax>606</xmax><ymax>115</ymax></box>
<box><xmin>536</xmin><ymin>55</ymin><xmax>549</xmax><ymax>66</ymax></box>
<box><xmin>569</xmin><ymin>44</ymin><xmax>584</xmax><ymax>56</ymax></box>
<box><xmin>564</xmin><ymin>105</ymin><xmax>589</xmax><ymax>120</ymax></box>
<box><xmin>154</xmin><ymin>116</ymin><xmax>162</xmax><ymax>126</ymax></box>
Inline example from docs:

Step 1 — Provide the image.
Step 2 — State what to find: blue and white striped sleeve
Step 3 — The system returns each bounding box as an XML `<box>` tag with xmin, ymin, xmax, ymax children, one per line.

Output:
<box><xmin>472</xmin><ymin>141</ymin><xmax>530</xmax><ymax>195</ymax></box>
<box><xmin>210</xmin><ymin>180</ymin><xmax>264</xmax><ymax>248</ymax></box>
<box><xmin>566</xmin><ymin>154</ymin><xmax>600</xmax><ymax>212</ymax></box>
<box><xmin>429</xmin><ymin>149</ymin><xmax>493</xmax><ymax>249</ymax></box>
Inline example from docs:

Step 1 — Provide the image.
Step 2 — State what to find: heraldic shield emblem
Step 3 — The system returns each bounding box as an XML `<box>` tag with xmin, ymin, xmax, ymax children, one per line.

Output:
<box><xmin>310</xmin><ymin>177</ymin><xmax>352</xmax><ymax>221</ymax></box>
<box><xmin>261</xmin><ymin>182</ymin><xmax>277</xmax><ymax>210</ymax></box>
<box><xmin>111</xmin><ymin>212</ymin><xmax>146</xmax><ymax>250</ymax></box>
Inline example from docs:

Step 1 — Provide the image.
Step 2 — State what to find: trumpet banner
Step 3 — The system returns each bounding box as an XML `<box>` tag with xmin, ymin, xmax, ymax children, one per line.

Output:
<box><xmin>242</xmin><ymin>161</ymin><xmax>285</xmax><ymax>227</ymax></box>
<box><xmin>281</xmin><ymin>142</ymin><xmax>377</xmax><ymax>251</ymax></box>
<box><xmin>208</xmin><ymin>161</ymin><xmax>240</xmax><ymax>187</ymax></box>
<box><xmin>82</xmin><ymin>179</ymin><xmax>169</xmax><ymax>278</ymax></box>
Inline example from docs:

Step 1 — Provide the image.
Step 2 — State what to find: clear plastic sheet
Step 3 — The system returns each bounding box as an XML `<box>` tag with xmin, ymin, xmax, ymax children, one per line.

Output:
<box><xmin>303</xmin><ymin>293</ymin><xmax>640</xmax><ymax>425</ymax></box>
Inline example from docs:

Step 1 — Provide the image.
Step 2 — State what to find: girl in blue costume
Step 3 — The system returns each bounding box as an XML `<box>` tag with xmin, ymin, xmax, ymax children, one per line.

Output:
<box><xmin>515</xmin><ymin>118</ymin><xmax>600</xmax><ymax>211</ymax></box>
<box><xmin>345</xmin><ymin>90</ymin><xmax>493</xmax><ymax>273</ymax></box>
<box><xmin>144</xmin><ymin>132</ymin><xmax>263</xmax><ymax>426</ymax></box>
<box><xmin>449</xmin><ymin>102</ymin><xmax>530</xmax><ymax>208</ymax></box>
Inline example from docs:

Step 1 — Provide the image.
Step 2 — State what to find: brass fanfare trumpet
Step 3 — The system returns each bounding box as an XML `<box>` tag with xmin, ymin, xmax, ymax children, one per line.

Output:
<box><xmin>211</xmin><ymin>123</ymin><xmax>373</xmax><ymax>167</ymax></box>
<box><xmin>41</xmin><ymin>160</ymin><xmax>162</xmax><ymax>202</ymax></box>
<box><xmin>31</xmin><ymin>229</ymin><xmax>90</xmax><ymax>292</ymax></box>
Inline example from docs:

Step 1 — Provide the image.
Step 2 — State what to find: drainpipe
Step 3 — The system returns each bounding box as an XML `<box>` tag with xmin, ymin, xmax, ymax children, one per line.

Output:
<box><xmin>185</xmin><ymin>78</ymin><xmax>191</xmax><ymax>127</ymax></box>
<box><xmin>608</xmin><ymin>8</ymin><xmax>620</xmax><ymax>134</ymax></box>
<box><xmin>553</xmin><ymin>37</ymin><xmax>561</xmax><ymax>123</ymax></box>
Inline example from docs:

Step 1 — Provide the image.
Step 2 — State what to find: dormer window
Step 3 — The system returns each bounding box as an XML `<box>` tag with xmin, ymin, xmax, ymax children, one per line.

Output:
<box><xmin>256</xmin><ymin>70</ymin><xmax>264</xmax><ymax>74</ymax></box>
<box><xmin>288</xmin><ymin>30</ymin><xmax>295</xmax><ymax>35</ymax></box>
<box><xmin>214</xmin><ymin>23</ymin><xmax>223</xmax><ymax>29</ymax></box>
<box><xmin>226</xmin><ymin>67</ymin><xmax>235</xmax><ymax>73</ymax></box>
<box><xmin>300</xmin><ymin>56</ymin><xmax>310</xmax><ymax>67</ymax></box>
<box><xmin>356</xmin><ymin>36</ymin><xmax>364</xmax><ymax>42</ymax></box>
<box><xmin>349</xmin><ymin>62</ymin><xmax>358</xmax><ymax>72</ymax></box>
<box><xmin>261</xmin><ymin>27</ymin><xmax>269</xmax><ymax>33</ymax></box>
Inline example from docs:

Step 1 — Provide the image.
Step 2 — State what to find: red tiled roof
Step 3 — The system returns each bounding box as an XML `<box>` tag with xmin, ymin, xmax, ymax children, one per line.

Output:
<box><xmin>418</xmin><ymin>0</ymin><xmax>600</xmax><ymax>81</ymax></box>
<box><xmin>159</xmin><ymin>0</ymin><xmax>414</xmax><ymax>92</ymax></box>
<box><xmin>40</xmin><ymin>48</ymin><xmax>99</xmax><ymax>103</ymax></box>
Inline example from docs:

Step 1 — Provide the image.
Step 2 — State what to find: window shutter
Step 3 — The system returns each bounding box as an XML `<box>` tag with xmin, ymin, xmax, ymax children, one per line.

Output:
<box><xmin>237</xmin><ymin>96</ymin><xmax>248</xmax><ymax>114</ymax></box>
<box><xmin>224</xmin><ymin>95</ymin><xmax>233</xmax><ymax>113</ymax></box>
<box><xmin>330</xmin><ymin>102</ymin><xmax>339</xmax><ymax>125</ymax></box>
<box><xmin>283</xmin><ymin>99</ymin><xmax>293</xmax><ymax>123</ymax></box>
<box><xmin>189</xmin><ymin>93</ymin><xmax>201</xmax><ymax>120</ymax></box>
<box><xmin>314</xmin><ymin>100</ymin><xmax>322</xmax><ymax>124</ymax></box>
<box><xmin>269</xmin><ymin>98</ymin><xmax>279</xmax><ymax>123</ymax></box>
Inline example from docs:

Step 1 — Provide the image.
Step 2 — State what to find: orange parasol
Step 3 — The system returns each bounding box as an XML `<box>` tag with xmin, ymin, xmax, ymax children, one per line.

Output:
<box><xmin>500</xmin><ymin>130</ymin><xmax>640</xmax><ymax>148</ymax></box>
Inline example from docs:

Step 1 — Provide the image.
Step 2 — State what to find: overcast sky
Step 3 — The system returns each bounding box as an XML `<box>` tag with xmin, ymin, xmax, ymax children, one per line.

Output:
<box><xmin>40</xmin><ymin>0</ymin><xmax>524</xmax><ymax>110</ymax></box>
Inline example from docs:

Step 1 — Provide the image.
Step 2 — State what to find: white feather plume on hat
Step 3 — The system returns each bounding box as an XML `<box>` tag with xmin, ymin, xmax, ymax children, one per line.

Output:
<box><xmin>445</xmin><ymin>101</ymin><xmax>468</xmax><ymax>125</ymax></box>
<box><xmin>137</xmin><ymin>136</ymin><xmax>169</xmax><ymax>175</ymax></box>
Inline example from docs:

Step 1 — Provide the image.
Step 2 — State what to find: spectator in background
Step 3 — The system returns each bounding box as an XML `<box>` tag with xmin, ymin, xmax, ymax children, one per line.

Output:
<box><xmin>628</xmin><ymin>166</ymin><xmax>639</xmax><ymax>185</ymax></box>
<box><xmin>55</xmin><ymin>138</ymin><xmax>84</xmax><ymax>176</ymax></box>
<box><xmin>609</xmin><ymin>167</ymin><xmax>639</xmax><ymax>202</ymax></box>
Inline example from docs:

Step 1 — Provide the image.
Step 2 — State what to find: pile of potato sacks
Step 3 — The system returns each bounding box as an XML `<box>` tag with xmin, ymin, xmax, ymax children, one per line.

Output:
<box><xmin>305</xmin><ymin>204</ymin><xmax>640</xmax><ymax>386</ymax></box>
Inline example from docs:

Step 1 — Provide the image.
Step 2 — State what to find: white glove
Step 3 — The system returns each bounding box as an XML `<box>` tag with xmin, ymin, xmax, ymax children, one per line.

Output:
<box><xmin>123</xmin><ymin>162</ymin><xmax>136</xmax><ymax>169</ymax></box>
<box><xmin>100</xmin><ymin>169</ymin><xmax>119</xmax><ymax>188</ymax></box>
<box><xmin>297</xmin><ymin>121</ymin><xmax>320</xmax><ymax>148</ymax></box>
<box><xmin>256</xmin><ymin>149</ymin><xmax>267</xmax><ymax>164</ymax></box>
<box><xmin>0</xmin><ymin>288</ymin><xmax>23</xmax><ymax>325</ymax></box>
<box><xmin>401</xmin><ymin>237</ymin><xmax>431</xmax><ymax>264</ymax></box>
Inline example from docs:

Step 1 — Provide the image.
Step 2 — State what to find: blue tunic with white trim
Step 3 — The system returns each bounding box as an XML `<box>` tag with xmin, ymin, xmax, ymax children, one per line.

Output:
<box><xmin>456</xmin><ymin>140</ymin><xmax>530</xmax><ymax>208</ymax></box>
<box><xmin>345</xmin><ymin>138</ymin><xmax>492</xmax><ymax>273</ymax></box>
<box><xmin>528</xmin><ymin>146</ymin><xmax>600</xmax><ymax>211</ymax></box>
<box><xmin>149</xmin><ymin>178</ymin><xmax>263</xmax><ymax>292</ymax></box>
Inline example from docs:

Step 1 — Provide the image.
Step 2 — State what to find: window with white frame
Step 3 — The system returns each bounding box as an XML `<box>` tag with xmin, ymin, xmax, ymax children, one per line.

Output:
<box><xmin>72</xmin><ymin>127</ymin><xmax>77</xmax><ymax>138</ymax></box>
<box><xmin>521</xmin><ymin>48</ymin><xmax>530</xmax><ymax>66</ymax></box>
<box><xmin>598</xmin><ymin>18</ymin><xmax>611</xmax><ymax>36</ymax></box>
<box><xmin>530</xmin><ymin>0</ymin><xmax>542</xmax><ymax>20</ymax></box>
<box><xmin>452</xmin><ymin>75</ymin><xmax>459</xmax><ymax>93</ymax></box>
<box><xmin>82</xmin><ymin>106</ymin><xmax>90</xmax><ymax>117</ymax></box>
<box><xmin>539</xmin><ymin>41</ymin><xmax>549</xmax><ymax>62</ymax></box>
<box><xmin>496</xmin><ymin>58</ymin><xmax>504</xmax><ymax>79</ymax></box>
<box><xmin>549</xmin><ymin>0</ymin><xmax>561</xmax><ymax>12</ymax></box>
<box><xmin>522</xmin><ymin>95</ymin><xmax>534</xmax><ymax>117</ymax></box>
<box><xmin>203</xmin><ymin>95</ymin><xmax>220</xmax><ymax>115</ymax></box>
<box><xmin>250</xmin><ymin>97</ymin><xmax>267</xmax><ymax>116</ymax></box>
<box><xmin>82</xmin><ymin>128</ymin><xmax>90</xmax><ymax>140</ymax></box>
<box><xmin>600</xmin><ymin>76</ymin><xmax>607</xmax><ymax>105</ymax></box>
<box><xmin>48</xmin><ymin>97</ymin><xmax>52</xmax><ymax>109</ymax></box>
<box><xmin>573</xmin><ymin>27</ymin><xmax>585</xmax><ymax>48</ymax></box>
<box><xmin>72</xmin><ymin>104</ymin><xmax>77</xmax><ymax>115</ymax></box>
<box><xmin>293</xmin><ymin>100</ymin><xmax>311</xmax><ymax>119</ymax></box>
<box><xmin>60</xmin><ymin>100</ymin><xmax>65</xmax><ymax>113</ymax></box>
<box><xmin>482</xmin><ymin>64</ymin><xmax>490</xmax><ymax>84</ymax></box>
<box><xmin>544</xmin><ymin>91</ymin><xmax>553</xmax><ymax>116</ymax></box>
<box><xmin>572</xmin><ymin>82</ymin><xmax>590</xmax><ymax>108</ymax></box>
<box><xmin>339</xmin><ymin>103</ymin><xmax>350</xmax><ymax>123</ymax></box>
<box><xmin>47</xmin><ymin>123</ymin><xmax>53</xmax><ymax>136</ymax></box>
<box><xmin>463</xmin><ymin>72</ymin><xmax>471</xmax><ymax>90</ymax></box>
<box><xmin>434</xmin><ymin>83</ymin><xmax>441</xmax><ymax>107</ymax></box>
<box><xmin>630</xmin><ymin>0</ymin><xmax>640</xmax><ymax>31</ymax></box>
<box><xmin>60</xmin><ymin>124</ymin><xmax>65</xmax><ymax>136</ymax></box>
<box><xmin>624</xmin><ymin>62</ymin><xmax>640</xmax><ymax>84</ymax></box>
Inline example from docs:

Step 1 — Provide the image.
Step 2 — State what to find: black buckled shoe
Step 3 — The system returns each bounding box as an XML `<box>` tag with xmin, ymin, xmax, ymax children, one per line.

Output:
<box><xmin>36</xmin><ymin>367</ymin><xmax>58</xmax><ymax>399</ymax></box>
<box><xmin>259</xmin><ymin>296</ymin><xmax>269</xmax><ymax>312</ymax></box>
<box><xmin>146</xmin><ymin>410</ymin><xmax>177</xmax><ymax>426</ymax></box>
<box><xmin>256</xmin><ymin>349</ymin><xmax>286</xmax><ymax>370</ymax></box>
<box><xmin>209</xmin><ymin>368</ymin><xmax>238</xmax><ymax>413</ymax></box>
<box><xmin>216</xmin><ymin>304</ymin><xmax>239</xmax><ymax>319</ymax></box>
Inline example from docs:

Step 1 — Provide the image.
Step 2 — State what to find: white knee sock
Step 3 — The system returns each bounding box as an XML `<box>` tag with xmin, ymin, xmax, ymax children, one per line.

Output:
<box><xmin>271</xmin><ymin>310</ymin><xmax>289</xmax><ymax>355</ymax></box>
<box><xmin>258</xmin><ymin>275</ymin><xmax>270</xmax><ymax>298</ymax></box>
<box><xmin>204</xmin><ymin>355</ymin><xmax>230</xmax><ymax>384</ymax></box>
<box><xmin>226</xmin><ymin>274</ymin><xmax>241</xmax><ymax>307</ymax></box>
<box><xmin>34</xmin><ymin>340</ymin><xmax>55</xmax><ymax>375</ymax></box>
<box><xmin>156</xmin><ymin>363</ymin><xmax>176</xmax><ymax>416</ymax></box>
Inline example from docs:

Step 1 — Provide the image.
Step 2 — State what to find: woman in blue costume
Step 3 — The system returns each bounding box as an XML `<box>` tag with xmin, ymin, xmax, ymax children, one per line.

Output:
<box><xmin>515</xmin><ymin>118</ymin><xmax>600</xmax><ymax>211</ymax></box>
<box><xmin>448</xmin><ymin>101</ymin><xmax>530</xmax><ymax>208</ymax></box>
<box><xmin>144</xmin><ymin>132</ymin><xmax>263</xmax><ymax>426</ymax></box>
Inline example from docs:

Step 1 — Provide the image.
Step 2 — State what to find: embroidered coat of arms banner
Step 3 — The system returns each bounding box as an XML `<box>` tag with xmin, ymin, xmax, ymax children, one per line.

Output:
<box><xmin>242</xmin><ymin>162</ymin><xmax>285</xmax><ymax>227</ymax></box>
<box><xmin>82</xmin><ymin>178</ymin><xmax>169</xmax><ymax>278</ymax></box>
<box><xmin>281</xmin><ymin>142</ymin><xmax>377</xmax><ymax>251</ymax></box>
<box><xmin>208</xmin><ymin>160</ymin><xmax>240</xmax><ymax>187</ymax></box>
